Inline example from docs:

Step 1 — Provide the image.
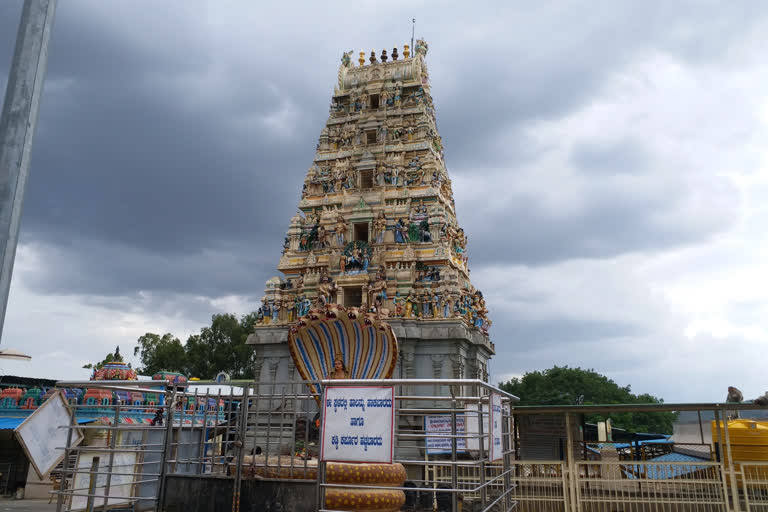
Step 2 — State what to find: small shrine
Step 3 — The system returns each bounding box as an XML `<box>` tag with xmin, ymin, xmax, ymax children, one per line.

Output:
<box><xmin>248</xmin><ymin>41</ymin><xmax>495</xmax><ymax>385</ymax></box>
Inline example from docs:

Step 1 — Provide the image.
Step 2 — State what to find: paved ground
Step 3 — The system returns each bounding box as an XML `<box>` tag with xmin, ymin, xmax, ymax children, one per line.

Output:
<box><xmin>0</xmin><ymin>499</ymin><xmax>57</xmax><ymax>511</ymax></box>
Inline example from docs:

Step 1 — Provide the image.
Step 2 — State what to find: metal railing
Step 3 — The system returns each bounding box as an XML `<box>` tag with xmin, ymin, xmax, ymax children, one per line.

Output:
<box><xmin>48</xmin><ymin>379</ymin><xmax>768</xmax><ymax>512</ymax></box>
<box><xmin>52</xmin><ymin>379</ymin><xmax>177</xmax><ymax>512</ymax></box>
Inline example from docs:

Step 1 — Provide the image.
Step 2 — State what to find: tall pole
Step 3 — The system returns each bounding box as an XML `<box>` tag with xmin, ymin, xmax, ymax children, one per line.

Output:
<box><xmin>0</xmin><ymin>0</ymin><xmax>57</xmax><ymax>343</ymax></box>
<box><xmin>411</xmin><ymin>18</ymin><xmax>415</xmax><ymax>55</ymax></box>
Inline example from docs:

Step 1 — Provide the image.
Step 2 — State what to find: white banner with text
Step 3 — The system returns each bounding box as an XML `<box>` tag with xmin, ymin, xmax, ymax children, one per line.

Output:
<box><xmin>425</xmin><ymin>414</ymin><xmax>466</xmax><ymax>454</ymax></box>
<box><xmin>490</xmin><ymin>392</ymin><xmax>503</xmax><ymax>461</ymax></box>
<box><xmin>321</xmin><ymin>386</ymin><xmax>394</xmax><ymax>463</ymax></box>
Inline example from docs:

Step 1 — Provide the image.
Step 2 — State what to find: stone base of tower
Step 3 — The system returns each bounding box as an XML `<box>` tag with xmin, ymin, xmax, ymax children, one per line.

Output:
<box><xmin>246</xmin><ymin>317</ymin><xmax>494</xmax><ymax>385</ymax></box>
<box><xmin>246</xmin><ymin>317</ymin><xmax>495</xmax><ymax>474</ymax></box>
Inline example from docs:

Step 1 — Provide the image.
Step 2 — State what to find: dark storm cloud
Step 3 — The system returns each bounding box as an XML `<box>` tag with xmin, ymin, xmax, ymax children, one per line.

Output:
<box><xmin>433</xmin><ymin>1</ymin><xmax>767</xmax><ymax>170</ymax></box>
<box><xmin>0</xmin><ymin>0</ymin><xmax>763</xmax><ymax>300</ymax></box>
<box><xmin>464</xmin><ymin>182</ymin><xmax>738</xmax><ymax>266</ymax></box>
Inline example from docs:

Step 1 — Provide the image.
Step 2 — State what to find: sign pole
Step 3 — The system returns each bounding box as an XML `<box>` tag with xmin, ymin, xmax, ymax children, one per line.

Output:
<box><xmin>0</xmin><ymin>0</ymin><xmax>57</xmax><ymax>342</ymax></box>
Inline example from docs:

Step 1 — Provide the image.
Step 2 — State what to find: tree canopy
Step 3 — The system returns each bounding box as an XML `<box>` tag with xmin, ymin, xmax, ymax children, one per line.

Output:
<box><xmin>133</xmin><ymin>312</ymin><xmax>259</xmax><ymax>380</ymax></box>
<box><xmin>500</xmin><ymin>366</ymin><xmax>677</xmax><ymax>434</ymax></box>
<box><xmin>83</xmin><ymin>345</ymin><xmax>128</xmax><ymax>370</ymax></box>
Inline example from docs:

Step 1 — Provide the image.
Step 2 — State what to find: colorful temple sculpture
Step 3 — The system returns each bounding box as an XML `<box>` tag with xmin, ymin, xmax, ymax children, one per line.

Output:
<box><xmin>248</xmin><ymin>40</ymin><xmax>495</xmax><ymax>386</ymax></box>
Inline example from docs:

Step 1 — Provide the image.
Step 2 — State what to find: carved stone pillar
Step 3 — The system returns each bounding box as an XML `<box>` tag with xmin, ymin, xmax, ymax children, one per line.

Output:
<box><xmin>268</xmin><ymin>357</ymin><xmax>281</xmax><ymax>383</ymax></box>
<box><xmin>431</xmin><ymin>354</ymin><xmax>445</xmax><ymax>396</ymax></box>
<box><xmin>253</xmin><ymin>358</ymin><xmax>264</xmax><ymax>384</ymax></box>
<box><xmin>402</xmin><ymin>350</ymin><xmax>415</xmax><ymax>380</ymax></box>
<box><xmin>449</xmin><ymin>355</ymin><xmax>463</xmax><ymax>380</ymax></box>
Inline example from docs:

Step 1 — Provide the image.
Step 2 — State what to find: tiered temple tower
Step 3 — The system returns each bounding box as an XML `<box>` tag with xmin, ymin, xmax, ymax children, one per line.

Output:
<box><xmin>247</xmin><ymin>41</ymin><xmax>495</xmax><ymax>384</ymax></box>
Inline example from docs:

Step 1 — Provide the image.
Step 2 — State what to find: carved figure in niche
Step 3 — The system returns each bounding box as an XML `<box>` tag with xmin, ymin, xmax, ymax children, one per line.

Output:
<box><xmin>367</xmin><ymin>269</ymin><xmax>387</xmax><ymax>306</ymax></box>
<box><xmin>333</xmin><ymin>168</ymin><xmax>345</xmax><ymax>192</ymax></box>
<box><xmin>294</xmin><ymin>296</ymin><xmax>302</xmax><ymax>318</ymax></box>
<box><xmin>334</xmin><ymin>215</ymin><xmax>348</xmax><ymax>247</ymax></box>
<box><xmin>375</xmin><ymin>164</ymin><xmax>386</xmax><ymax>186</ymax></box>
<box><xmin>316</xmin><ymin>225</ymin><xmax>328</xmax><ymax>249</ymax></box>
<box><xmin>421</xmin><ymin>293</ymin><xmax>431</xmax><ymax>318</ymax></box>
<box><xmin>393</xmin><ymin>82</ymin><xmax>402</xmax><ymax>107</ymax></box>
<box><xmin>340</xmin><ymin>50</ymin><xmax>353</xmax><ymax>68</ymax></box>
<box><xmin>405</xmin><ymin>293</ymin><xmax>416</xmax><ymax>318</ymax></box>
<box><xmin>393</xmin><ymin>292</ymin><xmax>404</xmax><ymax>317</ymax></box>
<box><xmin>442</xmin><ymin>295</ymin><xmax>452</xmax><ymax>319</ymax></box>
<box><xmin>380</xmin><ymin>87</ymin><xmax>390</xmax><ymax>107</ymax></box>
<box><xmin>432</xmin><ymin>293</ymin><xmax>440</xmax><ymax>317</ymax></box>
<box><xmin>339</xmin><ymin>252</ymin><xmax>346</xmax><ymax>273</ymax></box>
<box><xmin>255</xmin><ymin>307</ymin><xmax>264</xmax><ymax>324</ymax></box>
<box><xmin>373</xmin><ymin>212</ymin><xmax>387</xmax><ymax>244</ymax></box>
<box><xmin>286</xmin><ymin>299</ymin><xmax>296</xmax><ymax>322</ymax></box>
<box><xmin>301</xmin><ymin>296</ymin><xmax>312</xmax><ymax>317</ymax></box>
<box><xmin>317</xmin><ymin>276</ymin><xmax>336</xmax><ymax>307</ymax></box>
<box><xmin>328</xmin><ymin>359</ymin><xmax>349</xmax><ymax>380</ymax></box>
<box><xmin>419</xmin><ymin>219</ymin><xmax>432</xmax><ymax>243</ymax></box>
<box><xmin>362</xmin><ymin>252</ymin><xmax>370</xmax><ymax>271</ymax></box>
<box><xmin>360</xmin><ymin>91</ymin><xmax>368</xmax><ymax>110</ymax></box>
<box><xmin>394</xmin><ymin>218</ymin><xmax>409</xmax><ymax>243</ymax></box>
<box><xmin>346</xmin><ymin>169</ymin><xmax>357</xmax><ymax>189</ymax></box>
<box><xmin>273</xmin><ymin>300</ymin><xmax>281</xmax><ymax>323</ymax></box>
<box><xmin>431</xmin><ymin>171</ymin><xmax>442</xmax><ymax>188</ymax></box>
<box><xmin>262</xmin><ymin>301</ymin><xmax>271</xmax><ymax>324</ymax></box>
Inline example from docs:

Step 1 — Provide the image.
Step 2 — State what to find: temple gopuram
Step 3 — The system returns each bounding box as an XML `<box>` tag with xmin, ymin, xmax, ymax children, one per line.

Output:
<box><xmin>247</xmin><ymin>41</ymin><xmax>495</xmax><ymax>384</ymax></box>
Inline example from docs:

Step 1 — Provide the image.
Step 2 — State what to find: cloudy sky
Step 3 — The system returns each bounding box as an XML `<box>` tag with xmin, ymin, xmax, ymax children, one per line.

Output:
<box><xmin>1</xmin><ymin>1</ymin><xmax>767</xmax><ymax>402</ymax></box>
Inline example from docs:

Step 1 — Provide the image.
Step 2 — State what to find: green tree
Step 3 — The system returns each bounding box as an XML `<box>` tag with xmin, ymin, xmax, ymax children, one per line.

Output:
<box><xmin>83</xmin><ymin>346</ymin><xmax>128</xmax><ymax>370</ymax></box>
<box><xmin>184</xmin><ymin>313</ymin><xmax>258</xmax><ymax>379</ymax></box>
<box><xmin>133</xmin><ymin>333</ymin><xmax>186</xmax><ymax>375</ymax></box>
<box><xmin>500</xmin><ymin>366</ymin><xmax>677</xmax><ymax>434</ymax></box>
<box><xmin>133</xmin><ymin>312</ymin><xmax>259</xmax><ymax>380</ymax></box>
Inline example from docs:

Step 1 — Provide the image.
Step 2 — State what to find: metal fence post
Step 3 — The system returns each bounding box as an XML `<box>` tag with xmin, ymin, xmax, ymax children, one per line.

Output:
<box><xmin>477</xmin><ymin>392</ymin><xmax>487</xmax><ymax>508</ymax></box>
<box><xmin>56</xmin><ymin>400</ymin><xmax>77</xmax><ymax>512</ymax></box>
<box><xmin>85</xmin><ymin>456</ymin><xmax>100</xmax><ymax>512</ymax></box>
<box><xmin>157</xmin><ymin>388</ymin><xmax>176</xmax><ymax>512</ymax></box>
<box><xmin>316</xmin><ymin>382</ymin><xmax>326</xmax><ymax>512</ymax></box>
<box><xmin>232</xmin><ymin>384</ymin><xmax>249</xmax><ymax>512</ymax></box>
<box><xmin>98</xmin><ymin>402</ymin><xmax>121</xmax><ymax>510</ymax></box>
<box><xmin>565</xmin><ymin>413</ymin><xmax>579</xmax><ymax>512</ymax></box>
<box><xmin>502</xmin><ymin>402</ymin><xmax>512</xmax><ymax>511</ymax></box>
<box><xmin>450</xmin><ymin>385</ymin><xmax>458</xmax><ymax>512</ymax></box>
<box><xmin>722</xmin><ymin>408</ymin><xmax>740</xmax><ymax>512</ymax></box>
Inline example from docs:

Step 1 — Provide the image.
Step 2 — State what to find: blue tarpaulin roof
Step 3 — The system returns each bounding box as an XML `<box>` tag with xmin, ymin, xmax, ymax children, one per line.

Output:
<box><xmin>0</xmin><ymin>416</ymin><xmax>95</xmax><ymax>430</ymax></box>
<box><xmin>622</xmin><ymin>452</ymin><xmax>710</xmax><ymax>480</ymax></box>
<box><xmin>0</xmin><ymin>417</ymin><xmax>24</xmax><ymax>429</ymax></box>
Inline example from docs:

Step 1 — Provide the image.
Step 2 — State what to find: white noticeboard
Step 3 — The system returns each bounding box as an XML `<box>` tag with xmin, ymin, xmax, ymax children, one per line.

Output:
<box><xmin>15</xmin><ymin>390</ymin><xmax>83</xmax><ymax>479</ymax></box>
<box><xmin>321</xmin><ymin>386</ymin><xmax>394</xmax><ymax>463</ymax></box>
<box><xmin>465</xmin><ymin>403</ymin><xmax>490</xmax><ymax>452</ymax></box>
<box><xmin>425</xmin><ymin>415</ymin><xmax>466</xmax><ymax>454</ymax></box>
<box><xmin>489</xmin><ymin>393</ymin><xmax>503</xmax><ymax>461</ymax></box>
<box><xmin>70</xmin><ymin>451</ymin><xmax>138</xmax><ymax>512</ymax></box>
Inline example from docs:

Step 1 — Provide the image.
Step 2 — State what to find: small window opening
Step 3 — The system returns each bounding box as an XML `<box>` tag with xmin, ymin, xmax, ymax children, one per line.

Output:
<box><xmin>354</xmin><ymin>223</ymin><xmax>369</xmax><ymax>242</ymax></box>
<box><xmin>360</xmin><ymin>170</ymin><xmax>374</xmax><ymax>189</ymax></box>
<box><xmin>370</xmin><ymin>94</ymin><xmax>380</xmax><ymax>109</ymax></box>
<box><xmin>366</xmin><ymin>131</ymin><xmax>377</xmax><ymax>145</ymax></box>
<box><xmin>343</xmin><ymin>287</ymin><xmax>363</xmax><ymax>308</ymax></box>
